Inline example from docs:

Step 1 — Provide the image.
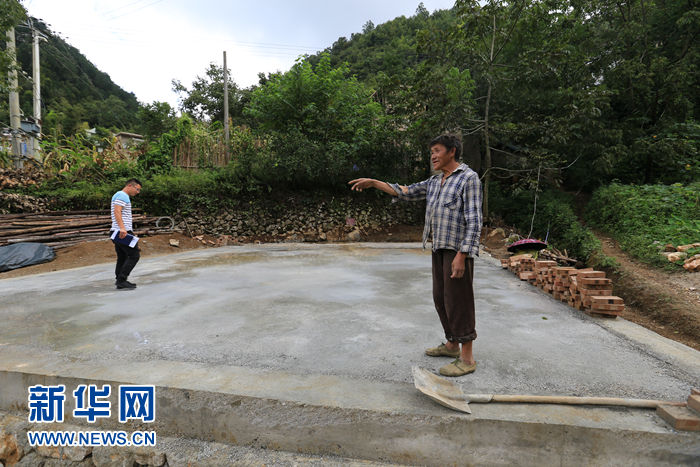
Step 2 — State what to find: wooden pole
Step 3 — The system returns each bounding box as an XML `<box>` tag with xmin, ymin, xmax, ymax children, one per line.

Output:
<box><xmin>223</xmin><ymin>51</ymin><xmax>230</xmax><ymax>161</ymax></box>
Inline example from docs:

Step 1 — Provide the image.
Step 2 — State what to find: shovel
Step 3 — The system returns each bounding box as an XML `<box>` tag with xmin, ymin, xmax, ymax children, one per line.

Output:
<box><xmin>412</xmin><ymin>366</ymin><xmax>687</xmax><ymax>414</ymax></box>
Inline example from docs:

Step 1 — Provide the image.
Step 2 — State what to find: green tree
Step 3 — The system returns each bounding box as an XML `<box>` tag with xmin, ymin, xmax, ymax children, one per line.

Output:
<box><xmin>305</xmin><ymin>6</ymin><xmax>458</xmax><ymax>86</ymax></box>
<box><xmin>172</xmin><ymin>63</ymin><xmax>252</xmax><ymax>125</ymax></box>
<box><xmin>247</xmin><ymin>54</ymin><xmax>381</xmax><ymax>142</ymax></box>
<box><xmin>377</xmin><ymin>63</ymin><xmax>475</xmax><ymax>179</ymax></box>
<box><xmin>417</xmin><ymin>0</ymin><xmax>616</xmax><ymax>215</ymax></box>
<box><xmin>245</xmin><ymin>54</ymin><xmax>386</xmax><ymax>187</ymax></box>
<box><xmin>571</xmin><ymin>0</ymin><xmax>700</xmax><ymax>185</ymax></box>
<box><xmin>137</xmin><ymin>101</ymin><xmax>177</xmax><ymax>140</ymax></box>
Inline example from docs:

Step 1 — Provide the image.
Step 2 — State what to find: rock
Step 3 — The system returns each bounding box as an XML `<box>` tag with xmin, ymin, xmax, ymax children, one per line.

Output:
<box><xmin>676</xmin><ymin>242</ymin><xmax>700</xmax><ymax>252</ymax></box>
<box><xmin>683</xmin><ymin>259</ymin><xmax>700</xmax><ymax>272</ymax></box>
<box><xmin>284</xmin><ymin>234</ymin><xmax>301</xmax><ymax>243</ymax></box>
<box><xmin>169</xmin><ymin>239</ymin><xmax>180</xmax><ymax>247</ymax></box>
<box><xmin>319</xmin><ymin>232</ymin><xmax>327</xmax><ymax>241</ymax></box>
<box><xmin>64</xmin><ymin>445</ymin><xmax>92</xmax><ymax>462</ymax></box>
<box><xmin>685</xmin><ymin>254</ymin><xmax>700</xmax><ymax>264</ymax></box>
<box><xmin>0</xmin><ymin>429</ymin><xmax>24</xmax><ymax>465</ymax></box>
<box><xmin>506</xmin><ymin>234</ymin><xmax>520</xmax><ymax>244</ymax></box>
<box><xmin>133</xmin><ymin>448</ymin><xmax>167</xmax><ymax>467</ymax></box>
<box><xmin>488</xmin><ymin>228</ymin><xmax>506</xmax><ymax>238</ymax></box>
<box><xmin>93</xmin><ymin>446</ymin><xmax>136</xmax><ymax>467</ymax></box>
<box><xmin>664</xmin><ymin>244</ymin><xmax>676</xmax><ymax>252</ymax></box>
<box><xmin>347</xmin><ymin>229</ymin><xmax>361</xmax><ymax>242</ymax></box>
<box><xmin>37</xmin><ymin>445</ymin><xmax>61</xmax><ymax>459</ymax></box>
<box><xmin>667</xmin><ymin>252</ymin><xmax>687</xmax><ymax>263</ymax></box>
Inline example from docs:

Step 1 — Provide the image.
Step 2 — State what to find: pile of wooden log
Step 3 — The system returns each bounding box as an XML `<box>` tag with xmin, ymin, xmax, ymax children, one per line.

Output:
<box><xmin>0</xmin><ymin>210</ymin><xmax>172</xmax><ymax>250</ymax></box>
<box><xmin>501</xmin><ymin>255</ymin><xmax>626</xmax><ymax>319</ymax></box>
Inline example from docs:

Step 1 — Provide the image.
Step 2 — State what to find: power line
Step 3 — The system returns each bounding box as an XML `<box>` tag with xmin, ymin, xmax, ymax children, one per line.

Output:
<box><xmin>63</xmin><ymin>33</ymin><xmax>319</xmax><ymax>53</ymax></box>
<box><xmin>54</xmin><ymin>22</ymin><xmax>325</xmax><ymax>50</ymax></box>
<box><xmin>45</xmin><ymin>35</ymin><xmax>306</xmax><ymax>59</ymax></box>
<box><xmin>13</xmin><ymin>29</ymin><xmax>133</xmax><ymax>130</ymax></box>
<box><xmin>105</xmin><ymin>0</ymin><xmax>165</xmax><ymax>22</ymax></box>
<box><xmin>101</xmin><ymin>0</ymin><xmax>150</xmax><ymax>17</ymax></box>
<box><xmin>41</xmin><ymin>45</ymin><xmax>129</xmax><ymax>130</ymax></box>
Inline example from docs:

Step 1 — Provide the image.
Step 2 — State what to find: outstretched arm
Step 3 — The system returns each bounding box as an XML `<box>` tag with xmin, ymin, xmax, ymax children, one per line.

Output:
<box><xmin>349</xmin><ymin>178</ymin><xmax>408</xmax><ymax>195</ymax></box>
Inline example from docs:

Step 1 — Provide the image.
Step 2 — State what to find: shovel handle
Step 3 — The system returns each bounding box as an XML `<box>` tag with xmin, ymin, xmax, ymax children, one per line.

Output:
<box><xmin>485</xmin><ymin>394</ymin><xmax>687</xmax><ymax>408</ymax></box>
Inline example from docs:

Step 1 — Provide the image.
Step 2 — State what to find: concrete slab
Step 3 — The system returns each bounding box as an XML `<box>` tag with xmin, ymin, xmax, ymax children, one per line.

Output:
<box><xmin>1</xmin><ymin>243</ymin><xmax>699</xmax><ymax>466</ymax></box>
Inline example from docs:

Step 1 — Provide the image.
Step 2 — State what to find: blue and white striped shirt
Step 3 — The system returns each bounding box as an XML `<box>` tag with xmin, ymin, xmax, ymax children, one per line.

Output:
<box><xmin>110</xmin><ymin>191</ymin><xmax>133</xmax><ymax>231</ymax></box>
<box><xmin>389</xmin><ymin>164</ymin><xmax>482</xmax><ymax>256</ymax></box>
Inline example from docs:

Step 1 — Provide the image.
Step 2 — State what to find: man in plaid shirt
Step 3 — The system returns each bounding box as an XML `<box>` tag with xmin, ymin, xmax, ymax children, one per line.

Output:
<box><xmin>349</xmin><ymin>134</ymin><xmax>482</xmax><ymax>377</ymax></box>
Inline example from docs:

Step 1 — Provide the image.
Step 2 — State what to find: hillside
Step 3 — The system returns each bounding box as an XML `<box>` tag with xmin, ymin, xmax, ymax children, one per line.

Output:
<box><xmin>304</xmin><ymin>4</ymin><xmax>456</xmax><ymax>85</ymax></box>
<box><xmin>1</xmin><ymin>17</ymin><xmax>140</xmax><ymax>136</ymax></box>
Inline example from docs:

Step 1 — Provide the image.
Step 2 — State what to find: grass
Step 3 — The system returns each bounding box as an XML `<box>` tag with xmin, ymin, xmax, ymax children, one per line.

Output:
<box><xmin>585</xmin><ymin>182</ymin><xmax>700</xmax><ymax>268</ymax></box>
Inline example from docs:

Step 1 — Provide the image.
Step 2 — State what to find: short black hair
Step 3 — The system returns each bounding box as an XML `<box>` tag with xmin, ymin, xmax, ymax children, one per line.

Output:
<box><xmin>429</xmin><ymin>134</ymin><xmax>462</xmax><ymax>161</ymax></box>
<box><xmin>125</xmin><ymin>178</ymin><xmax>142</xmax><ymax>187</ymax></box>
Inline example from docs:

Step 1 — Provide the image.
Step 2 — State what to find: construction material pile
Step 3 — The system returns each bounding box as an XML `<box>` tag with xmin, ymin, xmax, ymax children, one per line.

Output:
<box><xmin>501</xmin><ymin>255</ymin><xmax>625</xmax><ymax>318</ymax></box>
<box><xmin>0</xmin><ymin>210</ymin><xmax>170</xmax><ymax>250</ymax></box>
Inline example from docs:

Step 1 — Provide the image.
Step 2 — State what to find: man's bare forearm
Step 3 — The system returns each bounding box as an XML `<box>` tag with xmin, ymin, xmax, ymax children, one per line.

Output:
<box><xmin>373</xmin><ymin>180</ymin><xmax>406</xmax><ymax>195</ymax></box>
<box><xmin>349</xmin><ymin>178</ymin><xmax>408</xmax><ymax>195</ymax></box>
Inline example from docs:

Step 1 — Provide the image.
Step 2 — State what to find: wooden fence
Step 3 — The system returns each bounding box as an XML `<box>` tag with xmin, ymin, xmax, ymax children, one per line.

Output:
<box><xmin>172</xmin><ymin>135</ymin><xmax>230</xmax><ymax>169</ymax></box>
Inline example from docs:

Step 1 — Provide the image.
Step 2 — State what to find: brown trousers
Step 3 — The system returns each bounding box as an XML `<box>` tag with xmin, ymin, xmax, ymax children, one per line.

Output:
<box><xmin>432</xmin><ymin>249</ymin><xmax>477</xmax><ymax>343</ymax></box>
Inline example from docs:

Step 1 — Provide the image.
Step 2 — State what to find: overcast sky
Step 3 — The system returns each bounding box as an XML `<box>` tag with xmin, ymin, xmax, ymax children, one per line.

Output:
<box><xmin>23</xmin><ymin>0</ymin><xmax>457</xmax><ymax>109</ymax></box>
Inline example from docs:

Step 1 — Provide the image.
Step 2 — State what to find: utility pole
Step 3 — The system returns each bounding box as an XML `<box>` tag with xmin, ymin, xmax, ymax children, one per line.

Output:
<box><xmin>223</xmin><ymin>51</ymin><xmax>229</xmax><ymax>160</ymax></box>
<box><xmin>6</xmin><ymin>27</ymin><xmax>22</xmax><ymax>168</ymax></box>
<box><xmin>31</xmin><ymin>20</ymin><xmax>46</xmax><ymax>160</ymax></box>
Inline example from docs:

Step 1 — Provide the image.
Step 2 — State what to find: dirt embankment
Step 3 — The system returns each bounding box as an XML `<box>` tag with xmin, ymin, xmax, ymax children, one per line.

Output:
<box><xmin>593</xmin><ymin>231</ymin><xmax>700</xmax><ymax>351</ymax></box>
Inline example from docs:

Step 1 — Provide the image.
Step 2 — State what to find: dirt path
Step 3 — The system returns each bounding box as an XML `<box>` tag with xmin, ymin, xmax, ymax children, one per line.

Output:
<box><xmin>594</xmin><ymin>231</ymin><xmax>700</xmax><ymax>351</ymax></box>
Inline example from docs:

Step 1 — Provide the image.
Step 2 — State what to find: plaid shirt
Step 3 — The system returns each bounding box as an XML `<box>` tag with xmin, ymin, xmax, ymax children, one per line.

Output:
<box><xmin>389</xmin><ymin>164</ymin><xmax>482</xmax><ymax>256</ymax></box>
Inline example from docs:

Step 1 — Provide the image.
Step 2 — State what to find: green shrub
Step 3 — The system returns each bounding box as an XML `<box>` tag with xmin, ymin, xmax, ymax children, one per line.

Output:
<box><xmin>586</xmin><ymin>182</ymin><xmax>700</xmax><ymax>266</ymax></box>
<box><xmin>493</xmin><ymin>187</ymin><xmax>600</xmax><ymax>261</ymax></box>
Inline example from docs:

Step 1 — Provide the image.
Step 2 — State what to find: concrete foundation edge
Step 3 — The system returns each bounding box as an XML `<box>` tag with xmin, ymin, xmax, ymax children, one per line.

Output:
<box><xmin>2</xmin><ymin>371</ymin><xmax>700</xmax><ymax>467</ymax></box>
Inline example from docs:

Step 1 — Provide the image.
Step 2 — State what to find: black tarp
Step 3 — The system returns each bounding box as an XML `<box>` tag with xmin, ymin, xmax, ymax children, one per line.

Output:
<box><xmin>0</xmin><ymin>243</ymin><xmax>56</xmax><ymax>272</ymax></box>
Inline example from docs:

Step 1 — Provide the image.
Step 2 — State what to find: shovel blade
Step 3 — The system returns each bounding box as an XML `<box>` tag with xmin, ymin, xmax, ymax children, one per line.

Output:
<box><xmin>412</xmin><ymin>366</ymin><xmax>472</xmax><ymax>414</ymax></box>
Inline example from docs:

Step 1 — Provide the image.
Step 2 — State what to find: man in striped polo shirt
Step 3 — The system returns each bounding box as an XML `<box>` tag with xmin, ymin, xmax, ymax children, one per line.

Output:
<box><xmin>349</xmin><ymin>134</ymin><xmax>483</xmax><ymax>377</ymax></box>
<box><xmin>111</xmin><ymin>178</ymin><xmax>142</xmax><ymax>289</ymax></box>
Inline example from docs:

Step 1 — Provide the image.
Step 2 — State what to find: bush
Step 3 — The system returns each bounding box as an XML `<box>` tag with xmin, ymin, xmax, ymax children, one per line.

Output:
<box><xmin>492</xmin><ymin>186</ymin><xmax>600</xmax><ymax>261</ymax></box>
<box><xmin>586</xmin><ymin>182</ymin><xmax>700</xmax><ymax>266</ymax></box>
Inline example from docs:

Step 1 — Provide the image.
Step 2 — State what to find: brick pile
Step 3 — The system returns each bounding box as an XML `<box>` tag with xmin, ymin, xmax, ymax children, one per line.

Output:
<box><xmin>500</xmin><ymin>256</ymin><xmax>626</xmax><ymax>319</ymax></box>
<box><xmin>657</xmin><ymin>388</ymin><xmax>700</xmax><ymax>431</ymax></box>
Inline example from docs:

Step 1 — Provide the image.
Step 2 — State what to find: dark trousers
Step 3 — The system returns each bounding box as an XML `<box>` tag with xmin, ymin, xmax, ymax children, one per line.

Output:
<box><xmin>432</xmin><ymin>249</ymin><xmax>477</xmax><ymax>343</ymax></box>
<box><xmin>114</xmin><ymin>232</ymin><xmax>140</xmax><ymax>282</ymax></box>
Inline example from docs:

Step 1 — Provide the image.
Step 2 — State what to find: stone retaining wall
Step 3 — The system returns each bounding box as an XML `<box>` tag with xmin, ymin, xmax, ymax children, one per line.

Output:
<box><xmin>1</xmin><ymin>411</ymin><xmax>165</xmax><ymax>467</ymax></box>
<box><xmin>174</xmin><ymin>197</ymin><xmax>426</xmax><ymax>240</ymax></box>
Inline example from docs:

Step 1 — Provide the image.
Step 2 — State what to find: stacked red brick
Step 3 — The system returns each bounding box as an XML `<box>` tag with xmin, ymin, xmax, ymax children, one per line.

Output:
<box><xmin>657</xmin><ymin>388</ymin><xmax>700</xmax><ymax>432</ymax></box>
<box><xmin>500</xmin><ymin>256</ymin><xmax>626</xmax><ymax>319</ymax></box>
<box><xmin>534</xmin><ymin>260</ymin><xmax>557</xmax><ymax>293</ymax></box>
